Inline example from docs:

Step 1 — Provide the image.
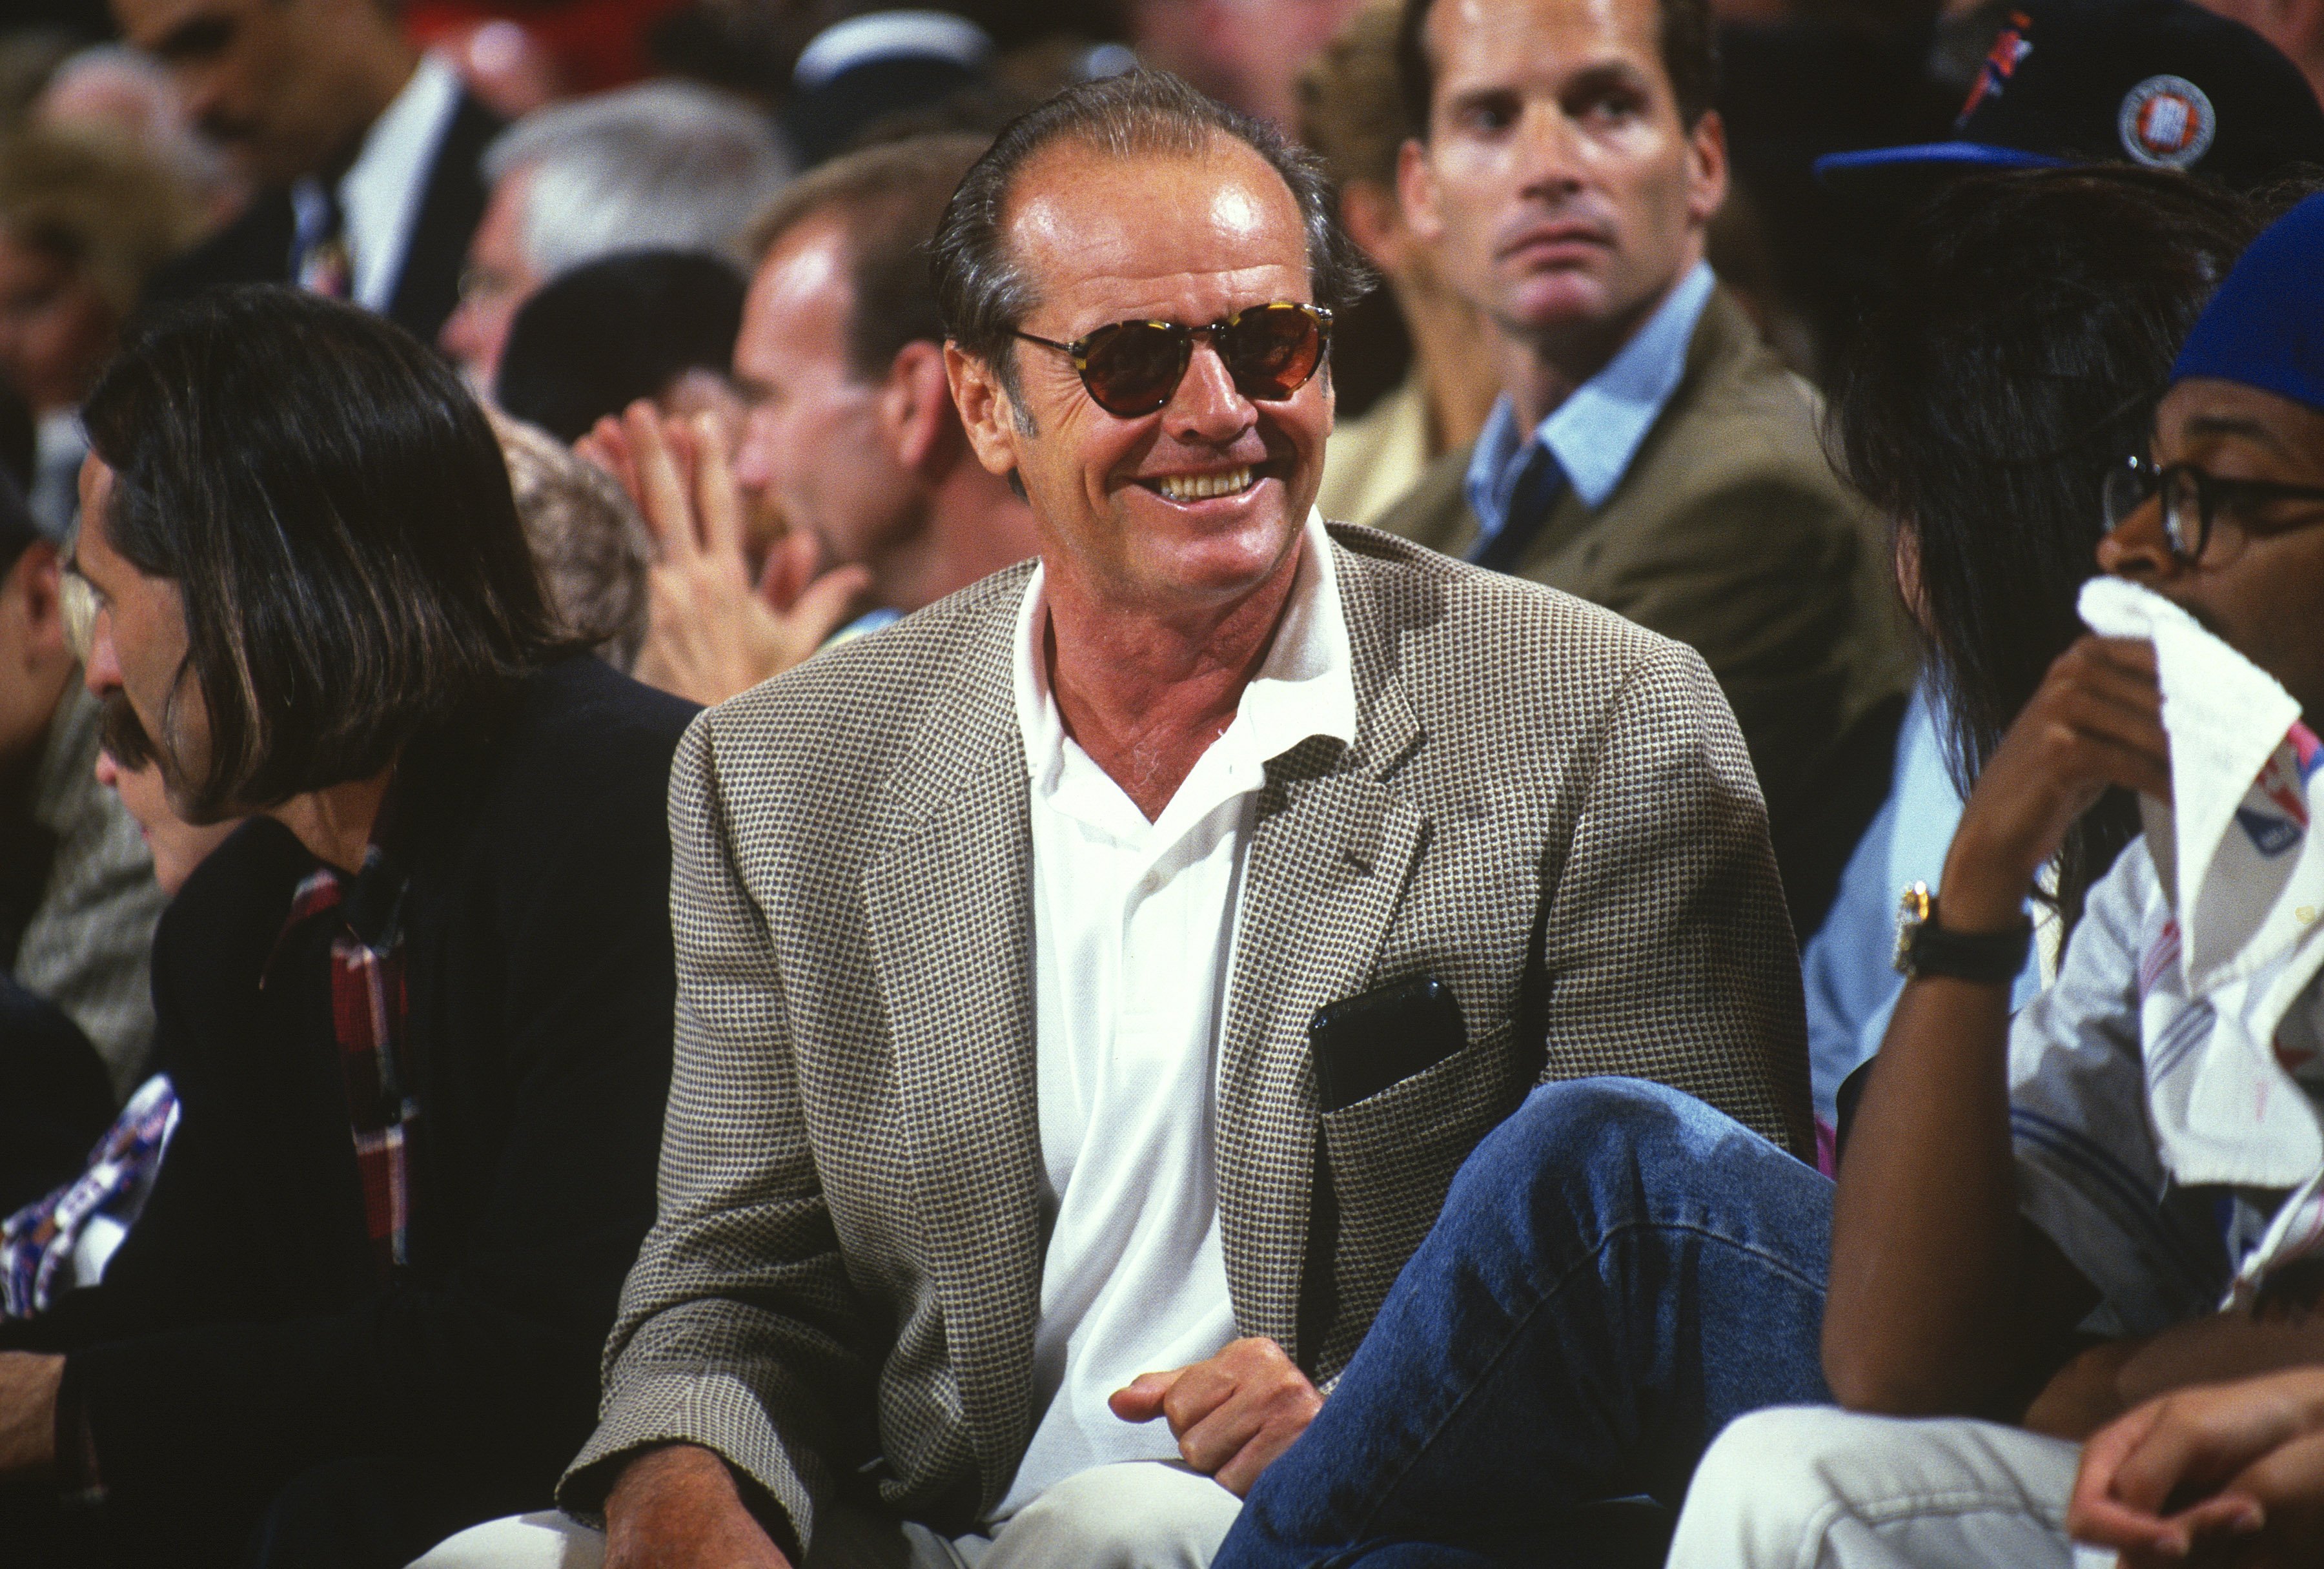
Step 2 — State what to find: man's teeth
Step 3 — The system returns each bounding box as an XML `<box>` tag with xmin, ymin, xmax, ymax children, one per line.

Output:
<box><xmin>1156</xmin><ymin>466</ymin><xmax>1253</xmax><ymax>502</ymax></box>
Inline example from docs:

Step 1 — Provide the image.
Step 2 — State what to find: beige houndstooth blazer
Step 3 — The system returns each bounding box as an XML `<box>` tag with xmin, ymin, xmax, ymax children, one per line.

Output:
<box><xmin>560</xmin><ymin>524</ymin><xmax>1811</xmax><ymax>1548</ymax></box>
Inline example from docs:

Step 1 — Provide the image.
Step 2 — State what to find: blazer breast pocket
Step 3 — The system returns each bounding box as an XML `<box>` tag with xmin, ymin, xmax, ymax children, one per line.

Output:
<box><xmin>1308</xmin><ymin>976</ymin><xmax>1468</xmax><ymax>1114</ymax></box>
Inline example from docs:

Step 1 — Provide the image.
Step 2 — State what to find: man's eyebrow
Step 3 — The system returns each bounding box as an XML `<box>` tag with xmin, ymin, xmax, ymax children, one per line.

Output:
<box><xmin>729</xmin><ymin>372</ymin><xmax>775</xmax><ymax>401</ymax></box>
<box><xmin>2180</xmin><ymin>413</ymin><xmax>2298</xmax><ymax>455</ymax></box>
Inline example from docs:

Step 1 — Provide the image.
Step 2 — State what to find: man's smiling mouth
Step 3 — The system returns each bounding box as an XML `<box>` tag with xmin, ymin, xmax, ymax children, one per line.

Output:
<box><xmin>1144</xmin><ymin>466</ymin><xmax>1256</xmax><ymax>503</ymax></box>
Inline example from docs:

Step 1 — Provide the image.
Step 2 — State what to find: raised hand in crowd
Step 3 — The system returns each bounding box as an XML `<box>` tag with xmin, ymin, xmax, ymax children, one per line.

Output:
<box><xmin>2070</xmin><ymin>1366</ymin><xmax>2324</xmax><ymax>1568</ymax></box>
<box><xmin>580</xmin><ymin>400</ymin><xmax>870</xmax><ymax>706</ymax></box>
<box><xmin>1108</xmin><ymin>1337</ymin><xmax>1324</xmax><ymax>1497</ymax></box>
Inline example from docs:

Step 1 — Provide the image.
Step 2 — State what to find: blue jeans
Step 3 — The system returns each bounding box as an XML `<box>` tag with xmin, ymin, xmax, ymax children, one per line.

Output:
<box><xmin>1214</xmin><ymin>1077</ymin><xmax>1833</xmax><ymax>1569</ymax></box>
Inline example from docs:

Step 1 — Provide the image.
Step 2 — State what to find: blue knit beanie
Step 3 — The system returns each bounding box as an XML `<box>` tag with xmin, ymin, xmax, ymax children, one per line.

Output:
<box><xmin>2172</xmin><ymin>192</ymin><xmax>2324</xmax><ymax>414</ymax></box>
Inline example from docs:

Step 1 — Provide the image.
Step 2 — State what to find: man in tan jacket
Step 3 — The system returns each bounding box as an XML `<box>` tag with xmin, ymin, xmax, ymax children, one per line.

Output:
<box><xmin>414</xmin><ymin>67</ymin><xmax>1811</xmax><ymax>1569</ymax></box>
<box><xmin>1381</xmin><ymin>0</ymin><xmax>1913</xmax><ymax>934</ymax></box>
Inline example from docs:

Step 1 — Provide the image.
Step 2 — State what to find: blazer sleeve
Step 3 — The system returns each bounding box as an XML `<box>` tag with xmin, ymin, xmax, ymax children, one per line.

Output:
<box><xmin>60</xmin><ymin>738</ymin><xmax>681</xmax><ymax>1515</ymax></box>
<box><xmin>557</xmin><ymin>712</ymin><xmax>873</xmax><ymax>1558</ymax></box>
<box><xmin>1537</xmin><ymin>637</ymin><xmax>1815</xmax><ymax>1158</ymax></box>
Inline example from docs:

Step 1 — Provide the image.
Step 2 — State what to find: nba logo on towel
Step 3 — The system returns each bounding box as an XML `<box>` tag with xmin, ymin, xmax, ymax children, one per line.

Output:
<box><xmin>2238</xmin><ymin>808</ymin><xmax>2303</xmax><ymax>858</ymax></box>
<box><xmin>2119</xmin><ymin>76</ymin><xmax>2216</xmax><ymax>169</ymax></box>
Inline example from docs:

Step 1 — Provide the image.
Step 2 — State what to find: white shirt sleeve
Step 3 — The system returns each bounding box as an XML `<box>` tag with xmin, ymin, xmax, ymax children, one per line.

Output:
<box><xmin>2008</xmin><ymin>841</ymin><xmax>2228</xmax><ymax>1335</ymax></box>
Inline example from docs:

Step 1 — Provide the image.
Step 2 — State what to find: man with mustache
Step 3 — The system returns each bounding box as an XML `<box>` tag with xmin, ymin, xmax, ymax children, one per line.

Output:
<box><xmin>1376</xmin><ymin>0</ymin><xmax>1912</xmax><ymax>937</ymax></box>
<box><xmin>118</xmin><ymin>0</ymin><xmax>499</xmax><ymax>344</ymax></box>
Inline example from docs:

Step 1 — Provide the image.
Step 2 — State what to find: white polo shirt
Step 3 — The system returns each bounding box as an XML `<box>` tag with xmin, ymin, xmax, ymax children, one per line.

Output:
<box><xmin>997</xmin><ymin>509</ymin><xmax>1357</xmax><ymax>1520</ymax></box>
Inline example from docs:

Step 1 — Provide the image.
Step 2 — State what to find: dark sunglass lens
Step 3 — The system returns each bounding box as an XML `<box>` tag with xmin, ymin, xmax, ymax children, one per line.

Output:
<box><xmin>1081</xmin><ymin>322</ymin><xmax>1187</xmax><ymax>416</ymax></box>
<box><xmin>1220</xmin><ymin>307</ymin><xmax>1323</xmax><ymax>400</ymax></box>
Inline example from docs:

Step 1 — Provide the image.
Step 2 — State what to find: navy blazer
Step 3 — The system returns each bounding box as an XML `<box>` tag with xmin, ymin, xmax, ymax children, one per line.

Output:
<box><xmin>3</xmin><ymin>657</ymin><xmax>695</xmax><ymax>1563</ymax></box>
<box><xmin>145</xmin><ymin>88</ymin><xmax>501</xmax><ymax>346</ymax></box>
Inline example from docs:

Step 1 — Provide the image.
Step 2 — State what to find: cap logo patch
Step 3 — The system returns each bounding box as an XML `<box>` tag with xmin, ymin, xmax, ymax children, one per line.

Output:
<box><xmin>1957</xmin><ymin>10</ymin><xmax>2034</xmax><ymax>125</ymax></box>
<box><xmin>2119</xmin><ymin>75</ymin><xmax>2216</xmax><ymax>168</ymax></box>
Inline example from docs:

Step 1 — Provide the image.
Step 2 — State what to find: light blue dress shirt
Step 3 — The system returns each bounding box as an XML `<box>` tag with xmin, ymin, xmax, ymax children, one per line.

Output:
<box><xmin>1462</xmin><ymin>260</ymin><xmax>1717</xmax><ymax>555</ymax></box>
<box><xmin>1800</xmin><ymin>681</ymin><xmax>2043</xmax><ymax>1123</ymax></box>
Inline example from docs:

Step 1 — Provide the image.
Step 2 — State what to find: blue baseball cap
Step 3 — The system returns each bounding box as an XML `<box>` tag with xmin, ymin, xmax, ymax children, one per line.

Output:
<box><xmin>1815</xmin><ymin>0</ymin><xmax>2324</xmax><ymax>194</ymax></box>
<box><xmin>2171</xmin><ymin>192</ymin><xmax>2324</xmax><ymax>415</ymax></box>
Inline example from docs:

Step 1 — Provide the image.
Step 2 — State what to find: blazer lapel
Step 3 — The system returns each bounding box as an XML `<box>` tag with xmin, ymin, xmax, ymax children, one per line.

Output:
<box><xmin>1217</xmin><ymin>540</ymin><xmax>1428</xmax><ymax>1360</ymax></box>
<box><xmin>861</xmin><ymin>609</ymin><xmax>1045</xmax><ymax>1513</ymax></box>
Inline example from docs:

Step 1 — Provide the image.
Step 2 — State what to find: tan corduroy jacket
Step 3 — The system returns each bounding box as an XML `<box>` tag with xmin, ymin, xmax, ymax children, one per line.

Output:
<box><xmin>562</xmin><ymin>526</ymin><xmax>1811</xmax><ymax>1549</ymax></box>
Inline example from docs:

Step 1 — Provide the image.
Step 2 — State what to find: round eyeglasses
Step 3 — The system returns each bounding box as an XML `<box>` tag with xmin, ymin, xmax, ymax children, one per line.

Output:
<box><xmin>1012</xmin><ymin>301</ymin><xmax>1332</xmax><ymax>418</ymax></box>
<box><xmin>2103</xmin><ymin>453</ymin><xmax>2324</xmax><ymax>565</ymax></box>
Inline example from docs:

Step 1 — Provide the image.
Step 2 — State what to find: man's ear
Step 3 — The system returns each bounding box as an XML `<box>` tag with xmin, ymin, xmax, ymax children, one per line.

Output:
<box><xmin>1396</xmin><ymin>137</ymin><xmax>1444</xmax><ymax>246</ymax></box>
<box><xmin>880</xmin><ymin>338</ymin><xmax>962</xmax><ymax>477</ymax></box>
<box><xmin>944</xmin><ymin>341</ymin><xmax>1026</xmax><ymax>480</ymax></box>
<box><xmin>1686</xmin><ymin>108</ymin><xmax>1730</xmax><ymax>229</ymax></box>
<box><xmin>1339</xmin><ymin>179</ymin><xmax>1406</xmax><ymax>274</ymax></box>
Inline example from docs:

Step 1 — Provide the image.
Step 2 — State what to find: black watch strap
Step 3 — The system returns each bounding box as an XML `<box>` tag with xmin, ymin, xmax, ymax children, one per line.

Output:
<box><xmin>1899</xmin><ymin>888</ymin><xmax>2032</xmax><ymax>984</ymax></box>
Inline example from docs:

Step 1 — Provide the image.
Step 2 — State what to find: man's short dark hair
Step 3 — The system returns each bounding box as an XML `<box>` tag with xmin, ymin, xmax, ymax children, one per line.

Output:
<box><xmin>744</xmin><ymin>132</ymin><xmax>993</xmax><ymax>384</ymax></box>
<box><xmin>1396</xmin><ymin>0</ymin><xmax>1719</xmax><ymax>140</ymax></box>
<box><xmin>81</xmin><ymin>286</ymin><xmax>564</xmax><ymax>819</ymax></box>
<box><xmin>930</xmin><ymin>70</ymin><xmax>1374</xmax><ymax>375</ymax></box>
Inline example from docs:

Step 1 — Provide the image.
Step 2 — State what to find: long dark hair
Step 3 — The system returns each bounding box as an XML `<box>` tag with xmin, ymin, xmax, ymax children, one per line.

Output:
<box><xmin>83</xmin><ymin>286</ymin><xmax>565</xmax><ymax>819</ymax></box>
<box><xmin>1830</xmin><ymin>166</ymin><xmax>2265</xmax><ymax>932</ymax></box>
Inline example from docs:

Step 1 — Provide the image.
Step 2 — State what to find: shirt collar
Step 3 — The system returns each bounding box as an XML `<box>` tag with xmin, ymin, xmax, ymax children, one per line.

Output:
<box><xmin>293</xmin><ymin>53</ymin><xmax>462</xmax><ymax>313</ymax></box>
<box><xmin>1012</xmin><ymin>508</ymin><xmax>1359</xmax><ymax>827</ymax></box>
<box><xmin>1465</xmin><ymin>260</ymin><xmax>1715</xmax><ymax>532</ymax></box>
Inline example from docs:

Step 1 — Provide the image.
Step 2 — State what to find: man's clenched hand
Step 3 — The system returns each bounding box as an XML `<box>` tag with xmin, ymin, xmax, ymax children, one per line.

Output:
<box><xmin>1108</xmin><ymin>1336</ymin><xmax>1321</xmax><ymax>1496</ymax></box>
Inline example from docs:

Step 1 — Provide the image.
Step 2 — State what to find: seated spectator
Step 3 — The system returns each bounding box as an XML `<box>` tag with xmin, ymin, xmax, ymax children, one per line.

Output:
<box><xmin>1799</xmin><ymin>165</ymin><xmax>2260</xmax><ymax>1131</ymax></box>
<box><xmin>0</xmin><ymin>285</ymin><xmax>693</xmax><ymax>1568</ymax></box>
<box><xmin>584</xmin><ymin>132</ymin><xmax>1043</xmax><ymax>706</ymax></box>
<box><xmin>492</xmin><ymin>248</ymin><xmax>746</xmax><ymax>445</ymax></box>
<box><xmin>127</xmin><ymin>0</ymin><xmax>505</xmax><ymax>345</ymax></box>
<box><xmin>1669</xmin><ymin>190</ymin><xmax>2324</xmax><ymax>1569</ymax></box>
<box><xmin>1376</xmin><ymin>0</ymin><xmax>1916</xmax><ymax>936</ymax></box>
<box><xmin>432</xmin><ymin>69</ymin><xmax>1808</xmax><ymax>1569</ymax></box>
<box><xmin>1</xmin><ymin>696</ymin><xmax>239</xmax><ymax>1321</ymax></box>
<box><xmin>1298</xmin><ymin>0</ymin><xmax>1498</xmax><ymax>528</ymax></box>
<box><xmin>0</xmin><ymin>123</ymin><xmax>200</xmax><ymax>533</ymax></box>
<box><xmin>0</xmin><ymin>465</ymin><xmax>161</xmax><ymax>1098</ymax></box>
<box><xmin>489</xmin><ymin>405</ymin><xmax>653</xmax><ymax>670</ymax></box>
<box><xmin>31</xmin><ymin>45</ymin><xmax>245</xmax><ymax>234</ymax></box>
<box><xmin>438</xmin><ymin>79</ymin><xmax>791</xmax><ymax>393</ymax></box>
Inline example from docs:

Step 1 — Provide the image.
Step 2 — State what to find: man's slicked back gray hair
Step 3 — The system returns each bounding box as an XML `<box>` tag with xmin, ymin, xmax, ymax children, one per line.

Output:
<box><xmin>930</xmin><ymin>71</ymin><xmax>1373</xmax><ymax>369</ymax></box>
<box><xmin>483</xmin><ymin>80</ymin><xmax>795</xmax><ymax>282</ymax></box>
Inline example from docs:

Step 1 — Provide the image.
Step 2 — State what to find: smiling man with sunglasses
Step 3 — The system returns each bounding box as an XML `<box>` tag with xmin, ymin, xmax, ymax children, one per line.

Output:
<box><xmin>461</xmin><ymin>68</ymin><xmax>1818</xmax><ymax>1569</ymax></box>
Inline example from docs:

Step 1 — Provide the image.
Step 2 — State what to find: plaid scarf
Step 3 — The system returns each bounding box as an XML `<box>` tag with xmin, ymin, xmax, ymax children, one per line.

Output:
<box><xmin>278</xmin><ymin>845</ymin><xmax>416</xmax><ymax>1276</ymax></box>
